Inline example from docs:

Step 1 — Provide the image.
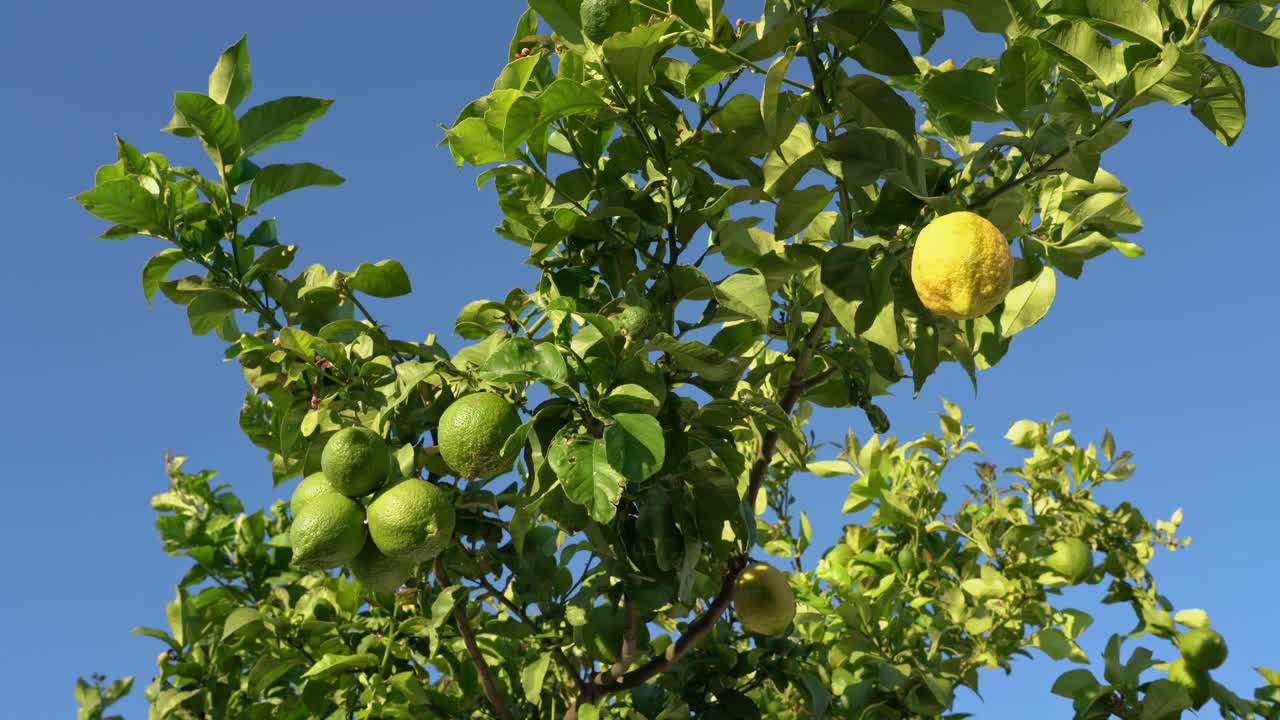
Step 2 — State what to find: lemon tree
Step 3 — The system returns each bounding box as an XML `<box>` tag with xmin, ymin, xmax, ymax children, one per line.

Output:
<box><xmin>75</xmin><ymin>4</ymin><xmax>1280</xmax><ymax>719</ymax></box>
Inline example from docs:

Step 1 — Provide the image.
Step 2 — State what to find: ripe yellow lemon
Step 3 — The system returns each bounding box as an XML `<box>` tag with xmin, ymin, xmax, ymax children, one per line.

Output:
<box><xmin>289</xmin><ymin>493</ymin><xmax>367</xmax><ymax>570</ymax></box>
<box><xmin>733</xmin><ymin>562</ymin><xmax>796</xmax><ymax>636</ymax></box>
<box><xmin>911</xmin><ymin>211</ymin><xmax>1013</xmax><ymax>320</ymax></box>
<box><xmin>437</xmin><ymin>393</ymin><xmax>521</xmax><ymax>480</ymax></box>
<box><xmin>367</xmin><ymin>479</ymin><xmax>456</xmax><ymax>563</ymax></box>
<box><xmin>321</xmin><ymin>427</ymin><xmax>390</xmax><ymax>497</ymax></box>
<box><xmin>348</xmin><ymin>542</ymin><xmax>418</xmax><ymax>594</ymax></box>
<box><xmin>1180</xmin><ymin>627</ymin><xmax>1228</xmax><ymax>670</ymax></box>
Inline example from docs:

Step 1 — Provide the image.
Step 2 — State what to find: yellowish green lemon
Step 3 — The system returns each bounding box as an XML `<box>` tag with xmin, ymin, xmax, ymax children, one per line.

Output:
<box><xmin>437</xmin><ymin>392</ymin><xmax>521</xmax><ymax>480</ymax></box>
<box><xmin>1044</xmin><ymin>537</ymin><xmax>1092</xmax><ymax>584</ymax></box>
<box><xmin>289</xmin><ymin>493</ymin><xmax>367</xmax><ymax>570</ymax></box>
<box><xmin>367</xmin><ymin>479</ymin><xmax>456</xmax><ymax>563</ymax></box>
<box><xmin>733</xmin><ymin>562</ymin><xmax>796</xmax><ymax>636</ymax></box>
<box><xmin>348</xmin><ymin>542</ymin><xmax>418</xmax><ymax>594</ymax></box>
<box><xmin>1168</xmin><ymin>657</ymin><xmax>1212</xmax><ymax>708</ymax></box>
<box><xmin>321</xmin><ymin>427</ymin><xmax>390</xmax><ymax>497</ymax></box>
<box><xmin>580</xmin><ymin>0</ymin><xmax>633</xmax><ymax>43</ymax></box>
<box><xmin>1180</xmin><ymin>627</ymin><xmax>1228</xmax><ymax>670</ymax></box>
<box><xmin>290</xmin><ymin>472</ymin><xmax>337</xmax><ymax>517</ymax></box>
<box><xmin>910</xmin><ymin>211</ymin><xmax>1013</xmax><ymax>320</ymax></box>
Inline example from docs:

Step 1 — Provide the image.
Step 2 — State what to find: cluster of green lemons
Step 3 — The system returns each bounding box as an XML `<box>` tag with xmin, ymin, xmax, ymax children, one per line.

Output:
<box><xmin>287</xmin><ymin>392</ymin><xmax>520</xmax><ymax>593</ymax></box>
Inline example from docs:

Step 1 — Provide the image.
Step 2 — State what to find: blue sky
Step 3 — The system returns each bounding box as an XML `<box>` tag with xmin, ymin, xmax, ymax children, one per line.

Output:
<box><xmin>1</xmin><ymin>1</ymin><xmax>1277</xmax><ymax>717</ymax></box>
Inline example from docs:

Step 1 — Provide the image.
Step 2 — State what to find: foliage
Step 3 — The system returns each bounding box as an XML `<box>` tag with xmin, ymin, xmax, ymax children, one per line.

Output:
<box><xmin>74</xmin><ymin>2</ymin><xmax>1280</xmax><ymax>718</ymax></box>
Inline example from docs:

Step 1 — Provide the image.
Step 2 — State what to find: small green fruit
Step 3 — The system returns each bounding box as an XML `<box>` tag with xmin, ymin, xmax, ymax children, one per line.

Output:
<box><xmin>289</xmin><ymin>493</ymin><xmax>367</xmax><ymax>570</ymax></box>
<box><xmin>321</xmin><ymin>427</ymin><xmax>390</xmax><ymax>497</ymax></box>
<box><xmin>348</xmin><ymin>542</ymin><xmax>418</xmax><ymax>594</ymax></box>
<box><xmin>1180</xmin><ymin>627</ymin><xmax>1228</xmax><ymax>670</ymax></box>
<box><xmin>580</xmin><ymin>0</ymin><xmax>633</xmax><ymax>43</ymax></box>
<box><xmin>290</xmin><ymin>472</ymin><xmax>337</xmax><ymax>516</ymax></box>
<box><xmin>1044</xmin><ymin>537</ymin><xmax>1092</xmax><ymax>584</ymax></box>
<box><xmin>733</xmin><ymin>562</ymin><xmax>796</xmax><ymax>636</ymax></box>
<box><xmin>437</xmin><ymin>393</ymin><xmax>522</xmax><ymax>480</ymax></box>
<box><xmin>1168</xmin><ymin>657</ymin><xmax>1212</xmax><ymax>709</ymax></box>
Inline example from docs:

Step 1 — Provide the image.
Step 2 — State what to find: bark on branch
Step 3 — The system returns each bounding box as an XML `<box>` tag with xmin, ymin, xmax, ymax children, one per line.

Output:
<box><xmin>434</xmin><ymin>558</ymin><xmax>514</xmax><ymax>720</ymax></box>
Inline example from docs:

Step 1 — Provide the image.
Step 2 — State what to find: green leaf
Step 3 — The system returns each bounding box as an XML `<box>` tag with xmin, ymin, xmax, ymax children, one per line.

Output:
<box><xmin>1042</xmin><ymin>0</ymin><xmax>1163</xmax><ymax>46</ymax></box>
<box><xmin>208</xmin><ymin>35</ymin><xmax>252</xmax><ymax>109</ymax></box>
<box><xmin>300</xmin><ymin>652</ymin><xmax>380</xmax><ymax>679</ymax></box>
<box><xmin>824</xmin><ymin>127</ymin><xmax>928</xmax><ymax>196</ymax></box>
<box><xmin>821</xmin><ymin>245</ymin><xmax>899</xmax><ymax>352</ymax></box>
<box><xmin>1190</xmin><ymin>54</ymin><xmax>1247</xmax><ymax>145</ymax></box>
<box><xmin>76</xmin><ymin>178</ymin><xmax>165</xmax><ymax>231</ymax></box>
<box><xmin>762</xmin><ymin>48</ymin><xmax>797</xmax><ymax>149</ymax></box>
<box><xmin>1050</xmin><ymin>668</ymin><xmax>1101</xmax><ymax>698</ymax></box>
<box><xmin>1139</xmin><ymin>680</ymin><xmax>1192</xmax><ymax>719</ymax></box>
<box><xmin>221</xmin><ymin>607</ymin><xmax>264</xmax><ymax>641</ymax></box>
<box><xmin>347</xmin><ymin>259</ymin><xmax>411</xmax><ymax>298</ymax></box>
<box><xmin>604</xmin><ymin>413</ymin><xmax>665</xmax><ymax>483</ymax></box>
<box><xmin>714</xmin><ymin>270</ymin><xmax>772</xmax><ymax>324</ymax></box>
<box><xmin>247</xmin><ymin>656</ymin><xmax>303</xmax><ymax>696</ymax></box>
<box><xmin>998</xmin><ymin>41</ymin><xmax>1051</xmax><ymax>128</ymax></box>
<box><xmin>820</xmin><ymin>10</ymin><xmax>918</xmax><ymax>76</ymax></box>
<box><xmin>835</xmin><ymin>75</ymin><xmax>917</xmax><ymax>140</ymax></box>
<box><xmin>238</xmin><ymin>96</ymin><xmax>334</xmax><ymax>156</ymax></box>
<box><xmin>246</xmin><ymin>162</ymin><xmax>345</xmax><ymax>210</ymax></box>
<box><xmin>920</xmin><ymin>69</ymin><xmax>1002</xmax><ymax>122</ymax></box>
<box><xmin>960</xmin><ymin>564</ymin><xmax>1009</xmax><ymax>600</ymax></box>
<box><xmin>141</xmin><ymin>250</ymin><xmax>185</xmax><ymax>303</ymax></box>
<box><xmin>529</xmin><ymin>0</ymin><xmax>584</xmax><ymax>46</ymax></box>
<box><xmin>187</xmin><ymin>290</ymin><xmax>245</xmax><ymax>335</ymax></box>
<box><xmin>775</xmin><ymin>185</ymin><xmax>834</xmax><ymax>239</ymax></box>
<box><xmin>549</xmin><ymin>437</ymin><xmax>626</xmax><ymax>523</ymax></box>
<box><xmin>647</xmin><ymin>334</ymin><xmax>741</xmax><ymax>382</ymax></box>
<box><xmin>172</xmin><ymin>92</ymin><xmax>241</xmax><ymax>169</ymax></box>
<box><xmin>601</xmin><ymin>20</ymin><xmax>675</xmax><ymax>99</ymax></box>
<box><xmin>1210</xmin><ymin>4</ymin><xmax>1280</xmax><ymax>68</ymax></box>
<box><xmin>480</xmin><ymin>337</ymin><xmax>569</xmax><ymax>386</ymax></box>
<box><xmin>999</xmin><ymin>264</ymin><xmax>1055</xmax><ymax>337</ymax></box>
<box><xmin>1037</xmin><ymin>20</ymin><xmax>1126</xmax><ymax>85</ymax></box>
<box><xmin>521</xmin><ymin>652</ymin><xmax>552</xmax><ymax>704</ymax></box>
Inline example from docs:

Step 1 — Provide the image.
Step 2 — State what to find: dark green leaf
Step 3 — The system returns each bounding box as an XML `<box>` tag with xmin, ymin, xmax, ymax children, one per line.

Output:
<box><xmin>246</xmin><ymin>162</ymin><xmax>345</xmax><ymax>210</ymax></box>
<box><xmin>1042</xmin><ymin>0</ymin><xmax>1163</xmax><ymax>46</ymax></box>
<box><xmin>172</xmin><ymin>92</ymin><xmax>241</xmax><ymax>168</ymax></box>
<box><xmin>823</xmin><ymin>127</ymin><xmax>928</xmax><ymax>196</ymax></box>
<box><xmin>549</xmin><ymin>437</ymin><xmax>625</xmax><ymax>523</ymax></box>
<box><xmin>1190</xmin><ymin>54</ymin><xmax>1246</xmax><ymax>145</ymax></box>
<box><xmin>820</xmin><ymin>10</ymin><xmax>918</xmax><ymax>76</ymax></box>
<box><xmin>208</xmin><ymin>35</ymin><xmax>252</xmax><ymax>109</ymax></box>
<box><xmin>920</xmin><ymin>69</ymin><xmax>1002</xmax><ymax>122</ymax></box>
<box><xmin>221</xmin><ymin>607</ymin><xmax>264</xmax><ymax>640</ymax></box>
<box><xmin>821</xmin><ymin>246</ymin><xmax>899</xmax><ymax>352</ymax></box>
<box><xmin>142</xmin><ymin>248</ymin><xmax>185</xmax><ymax>303</ymax></box>
<box><xmin>238</xmin><ymin>96</ymin><xmax>334</xmax><ymax>156</ymax></box>
<box><xmin>1037</xmin><ymin>20</ymin><xmax>1126</xmax><ymax>85</ymax></box>
<box><xmin>601</xmin><ymin>20</ymin><xmax>675</xmax><ymax>98</ymax></box>
<box><xmin>836</xmin><ymin>75</ymin><xmax>917</xmax><ymax>140</ymax></box>
<box><xmin>300</xmin><ymin>653</ymin><xmax>380</xmax><ymax>679</ymax></box>
<box><xmin>775</xmin><ymin>185</ymin><xmax>834</xmax><ymax>239</ymax></box>
<box><xmin>1210</xmin><ymin>4</ymin><xmax>1280</xmax><ymax>68</ymax></box>
<box><xmin>604</xmin><ymin>413</ymin><xmax>665</xmax><ymax>483</ymax></box>
<box><xmin>76</xmin><ymin>178</ymin><xmax>165</xmax><ymax>231</ymax></box>
<box><xmin>999</xmin><ymin>264</ymin><xmax>1056</xmax><ymax>336</ymax></box>
<box><xmin>714</xmin><ymin>270</ymin><xmax>772</xmax><ymax>324</ymax></box>
<box><xmin>187</xmin><ymin>290</ymin><xmax>245</xmax><ymax>335</ymax></box>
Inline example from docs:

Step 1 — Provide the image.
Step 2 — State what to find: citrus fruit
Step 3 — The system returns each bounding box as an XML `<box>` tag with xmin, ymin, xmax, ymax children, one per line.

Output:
<box><xmin>733</xmin><ymin>562</ymin><xmax>796</xmax><ymax>636</ymax></box>
<box><xmin>613</xmin><ymin>304</ymin><xmax>656</xmax><ymax>342</ymax></box>
<box><xmin>437</xmin><ymin>392</ymin><xmax>521</xmax><ymax>480</ymax></box>
<box><xmin>289</xmin><ymin>493</ymin><xmax>367</xmax><ymax>570</ymax></box>
<box><xmin>1044</xmin><ymin>537</ymin><xmax>1092</xmax><ymax>584</ymax></box>
<box><xmin>321</xmin><ymin>427</ymin><xmax>390</xmax><ymax>497</ymax></box>
<box><xmin>1168</xmin><ymin>657</ymin><xmax>1212</xmax><ymax>708</ymax></box>
<box><xmin>290</xmin><ymin>472</ymin><xmax>337</xmax><ymax>516</ymax></box>
<box><xmin>348</xmin><ymin>542</ymin><xmax>418</xmax><ymax>594</ymax></box>
<box><xmin>367</xmin><ymin>479</ymin><xmax>456</xmax><ymax>563</ymax></box>
<box><xmin>581</xmin><ymin>604</ymin><xmax>651</xmax><ymax>664</ymax></box>
<box><xmin>1180</xmin><ymin>627</ymin><xmax>1228</xmax><ymax>670</ymax></box>
<box><xmin>910</xmin><ymin>211</ymin><xmax>1013</xmax><ymax>320</ymax></box>
<box><xmin>580</xmin><ymin>0</ymin><xmax>633</xmax><ymax>43</ymax></box>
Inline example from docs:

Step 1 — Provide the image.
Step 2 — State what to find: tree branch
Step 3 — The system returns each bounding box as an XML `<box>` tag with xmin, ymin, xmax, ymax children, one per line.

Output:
<box><xmin>474</xmin><ymin>575</ymin><xmax>585</xmax><ymax>693</ymax></box>
<box><xmin>572</xmin><ymin>306</ymin><xmax>833</xmax><ymax>708</ymax></box>
<box><xmin>434</xmin><ymin>558</ymin><xmax>514</xmax><ymax>720</ymax></box>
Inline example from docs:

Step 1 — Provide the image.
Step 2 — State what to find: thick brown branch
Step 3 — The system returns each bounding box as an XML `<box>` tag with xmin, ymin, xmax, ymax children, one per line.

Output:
<box><xmin>434</xmin><ymin>558</ymin><xmax>514</xmax><ymax>720</ymax></box>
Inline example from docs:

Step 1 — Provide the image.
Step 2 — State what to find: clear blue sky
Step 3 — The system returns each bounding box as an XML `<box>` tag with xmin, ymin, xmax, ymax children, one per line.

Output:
<box><xmin>2</xmin><ymin>1</ymin><xmax>1276</xmax><ymax>717</ymax></box>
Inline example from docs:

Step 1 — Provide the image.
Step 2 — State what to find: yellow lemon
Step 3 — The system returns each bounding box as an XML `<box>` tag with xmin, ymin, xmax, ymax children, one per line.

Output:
<box><xmin>733</xmin><ymin>562</ymin><xmax>795</xmax><ymax>636</ymax></box>
<box><xmin>911</xmin><ymin>211</ymin><xmax>1013</xmax><ymax>320</ymax></box>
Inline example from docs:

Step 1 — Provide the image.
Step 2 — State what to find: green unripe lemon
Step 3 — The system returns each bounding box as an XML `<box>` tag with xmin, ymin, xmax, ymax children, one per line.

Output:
<box><xmin>733</xmin><ymin>562</ymin><xmax>796</xmax><ymax>636</ymax></box>
<box><xmin>289</xmin><ymin>493</ymin><xmax>367</xmax><ymax>570</ymax></box>
<box><xmin>581</xmin><ymin>605</ymin><xmax>650</xmax><ymax>664</ymax></box>
<box><xmin>1168</xmin><ymin>657</ymin><xmax>1212</xmax><ymax>708</ymax></box>
<box><xmin>290</xmin><ymin>472</ymin><xmax>337</xmax><ymax>517</ymax></box>
<box><xmin>1180</xmin><ymin>627</ymin><xmax>1228</xmax><ymax>670</ymax></box>
<box><xmin>348</xmin><ymin>542</ymin><xmax>418</xmax><ymax>594</ymax></box>
<box><xmin>1045</xmin><ymin>537</ymin><xmax>1092</xmax><ymax>584</ymax></box>
<box><xmin>437</xmin><ymin>392</ymin><xmax>521</xmax><ymax>480</ymax></box>
<box><xmin>580</xmin><ymin>0</ymin><xmax>633</xmax><ymax>43</ymax></box>
<box><xmin>910</xmin><ymin>211</ymin><xmax>1013</xmax><ymax>321</ymax></box>
<box><xmin>613</xmin><ymin>304</ymin><xmax>656</xmax><ymax>342</ymax></box>
<box><xmin>321</xmin><ymin>427</ymin><xmax>390</xmax><ymax>497</ymax></box>
<box><xmin>367</xmin><ymin>479</ymin><xmax>456</xmax><ymax>563</ymax></box>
